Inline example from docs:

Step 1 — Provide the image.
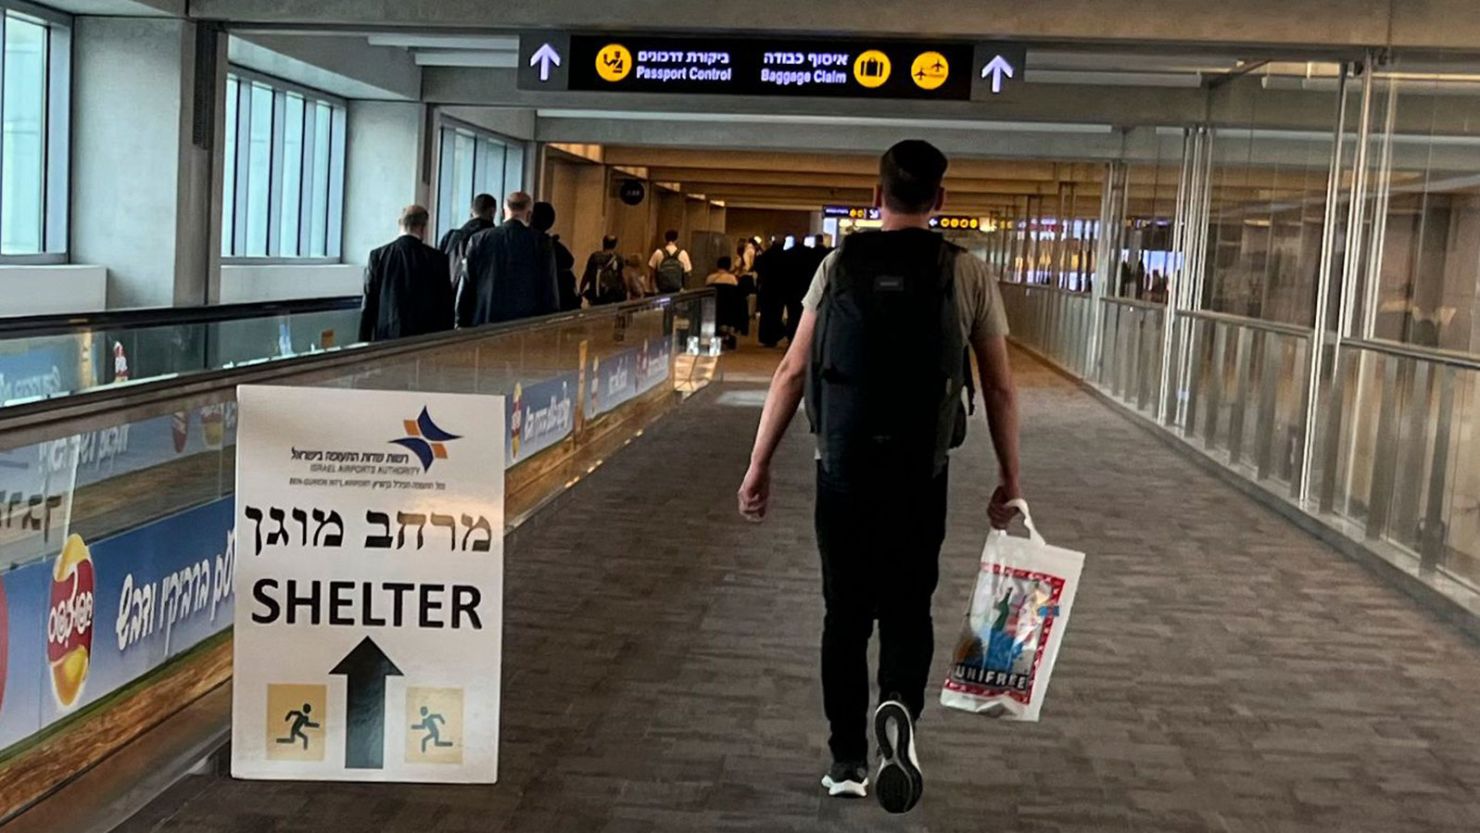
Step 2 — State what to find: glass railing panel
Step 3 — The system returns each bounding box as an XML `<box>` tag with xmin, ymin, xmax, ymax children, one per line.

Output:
<box><xmin>1436</xmin><ymin>366</ymin><xmax>1478</xmax><ymax>593</ymax></box>
<box><xmin>0</xmin><ymin>300</ymin><xmax>363</xmax><ymax>407</ymax></box>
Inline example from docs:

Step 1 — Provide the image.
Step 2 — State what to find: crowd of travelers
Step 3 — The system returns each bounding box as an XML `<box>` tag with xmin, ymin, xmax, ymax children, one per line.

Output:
<box><xmin>359</xmin><ymin>187</ymin><xmax>830</xmax><ymax>351</ymax></box>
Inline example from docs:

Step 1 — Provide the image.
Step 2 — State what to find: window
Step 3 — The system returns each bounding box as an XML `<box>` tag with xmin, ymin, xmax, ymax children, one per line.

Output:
<box><xmin>0</xmin><ymin>8</ymin><xmax>67</xmax><ymax>258</ymax></box>
<box><xmin>435</xmin><ymin>123</ymin><xmax>525</xmax><ymax>241</ymax></box>
<box><xmin>222</xmin><ymin>71</ymin><xmax>345</xmax><ymax>259</ymax></box>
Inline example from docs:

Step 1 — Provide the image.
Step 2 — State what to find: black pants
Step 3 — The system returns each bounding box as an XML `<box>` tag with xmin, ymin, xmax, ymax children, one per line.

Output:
<box><xmin>815</xmin><ymin>462</ymin><xmax>948</xmax><ymax>764</ymax></box>
<box><xmin>757</xmin><ymin>292</ymin><xmax>785</xmax><ymax>346</ymax></box>
<box><xmin>784</xmin><ymin>298</ymin><xmax>804</xmax><ymax>344</ymax></box>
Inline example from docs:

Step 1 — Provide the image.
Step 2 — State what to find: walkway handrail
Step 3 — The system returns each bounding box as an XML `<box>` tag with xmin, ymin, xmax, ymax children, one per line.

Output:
<box><xmin>0</xmin><ymin>295</ymin><xmax>361</xmax><ymax>339</ymax></box>
<box><xmin>1001</xmin><ymin>281</ymin><xmax>1092</xmax><ymax>298</ymax></box>
<box><xmin>1099</xmin><ymin>296</ymin><xmax>1167</xmax><ymax>313</ymax></box>
<box><xmin>1340</xmin><ymin>335</ymin><xmax>1480</xmax><ymax>373</ymax></box>
<box><xmin>0</xmin><ymin>289</ymin><xmax>715</xmax><ymax>451</ymax></box>
<box><xmin>1180</xmin><ymin>308</ymin><xmax>1313</xmax><ymax>339</ymax></box>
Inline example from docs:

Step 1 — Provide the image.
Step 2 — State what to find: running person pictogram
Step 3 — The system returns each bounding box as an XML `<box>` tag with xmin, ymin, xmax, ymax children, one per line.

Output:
<box><xmin>276</xmin><ymin>702</ymin><xmax>320</xmax><ymax>750</ymax></box>
<box><xmin>412</xmin><ymin>706</ymin><xmax>454</xmax><ymax>754</ymax></box>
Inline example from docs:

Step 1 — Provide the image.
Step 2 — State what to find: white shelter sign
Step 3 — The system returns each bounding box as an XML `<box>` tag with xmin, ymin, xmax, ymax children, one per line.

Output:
<box><xmin>231</xmin><ymin>385</ymin><xmax>504</xmax><ymax>783</ymax></box>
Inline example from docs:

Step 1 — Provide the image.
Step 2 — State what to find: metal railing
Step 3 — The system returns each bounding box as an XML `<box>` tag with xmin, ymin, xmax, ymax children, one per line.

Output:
<box><xmin>1001</xmin><ymin>280</ymin><xmax>1480</xmax><ymax>621</ymax></box>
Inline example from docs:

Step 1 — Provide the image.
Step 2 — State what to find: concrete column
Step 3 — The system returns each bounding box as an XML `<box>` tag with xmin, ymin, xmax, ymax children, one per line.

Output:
<box><xmin>607</xmin><ymin>173</ymin><xmax>650</xmax><ymax>265</ymax></box>
<box><xmin>342</xmin><ymin>101</ymin><xmax>428</xmax><ymax>268</ymax></box>
<box><xmin>72</xmin><ymin>17</ymin><xmax>223</xmax><ymax>308</ymax></box>
<box><xmin>567</xmin><ymin>163</ymin><xmax>607</xmax><ymax>263</ymax></box>
<box><xmin>684</xmin><ymin>197</ymin><xmax>709</xmax><ymax>237</ymax></box>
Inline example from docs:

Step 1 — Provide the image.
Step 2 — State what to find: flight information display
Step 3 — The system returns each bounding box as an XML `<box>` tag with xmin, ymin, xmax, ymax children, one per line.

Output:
<box><xmin>519</xmin><ymin>34</ymin><xmax>1025</xmax><ymax>101</ymax></box>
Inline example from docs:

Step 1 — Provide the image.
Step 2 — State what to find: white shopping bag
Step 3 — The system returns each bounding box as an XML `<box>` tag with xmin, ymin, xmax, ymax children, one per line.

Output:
<box><xmin>940</xmin><ymin>500</ymin><xmax>1083</xmax><ymax>721</ymax></box>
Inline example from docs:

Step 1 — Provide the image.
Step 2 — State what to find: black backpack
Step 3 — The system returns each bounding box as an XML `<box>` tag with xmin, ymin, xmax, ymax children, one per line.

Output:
<box><xmin>655</xmin><ymin>249</ymin><xmax>686</xmax><ymax>293</ymax></box>
<box><xmin>597</xmin><ymin>253</ymin><xmax>627</xmax><ymax>303</ymax></box>
<box><xmin>806</xmin><ymin>230</ymin><xmax>970</xmax><ymax>481</ymax></box>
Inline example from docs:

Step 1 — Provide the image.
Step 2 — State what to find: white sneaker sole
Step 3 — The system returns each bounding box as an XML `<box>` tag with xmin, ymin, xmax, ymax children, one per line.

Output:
<box><xmin>820</xmin><ymin>774</ymin><xmax>868</xmax><ymax>798</ymax></box>
<box><xmin>874</xmin><ymin>701</ymin><xmax>923</xmax><ymax>814</ymax></box>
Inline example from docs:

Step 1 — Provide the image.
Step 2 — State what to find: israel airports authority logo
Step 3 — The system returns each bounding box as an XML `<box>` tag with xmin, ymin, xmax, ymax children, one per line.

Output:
<box><xmin>911</xmin><ymin>51</ymin><xmax>949</xmax><ymax>90</ymax></box>
<box><xmin>391</xmin><ymin>408</ymin><xmax>462</xmax><ymax>472</ymax></box>
<box><xmin>47</xmin><ymin>534</ymin><xmax>95</xmax><ymax>709</ymax></box>
<box><xmin>596</xmin><ymin>43</ymin><xmax>632</xmax><ymax>82</ymax></box>
<box><xmin>853</xmin><ymin>49</ymin><xmax>891</xmax><ymax>88</ymax></box>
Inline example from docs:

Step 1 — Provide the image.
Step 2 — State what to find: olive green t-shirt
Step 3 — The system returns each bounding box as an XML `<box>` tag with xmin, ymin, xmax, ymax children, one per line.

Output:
<box><xmin>801</xmin><ymin>244</ymin><xmax>1010</xmax><ymax>343</ymax></box>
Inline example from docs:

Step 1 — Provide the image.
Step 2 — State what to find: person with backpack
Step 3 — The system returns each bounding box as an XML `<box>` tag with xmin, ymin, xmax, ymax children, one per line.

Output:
<box><xmin>648</xmin><ymin>229</ymin><xmax>692</xmax><ymax>294</ymax></box>
<box><xmin>582</xmin><ymin>235</ymin><xmax>629</xmax><ymax>305</ymax></box>
<box><xmin>736</xmin><ymin>140</ymin><xmax>1024</xmax><ymax>815</ymax></box>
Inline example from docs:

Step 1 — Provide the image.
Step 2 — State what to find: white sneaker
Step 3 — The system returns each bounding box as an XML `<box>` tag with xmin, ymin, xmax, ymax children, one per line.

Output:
<box><xmin>874</xmin><ymin>700</ymin><xmax>923</xmax><ymax>813</ymax></box>
<box><xmin>820</xmin><ymin>761</ymin><xmax>869</xmax><ymax>798</ymax></box>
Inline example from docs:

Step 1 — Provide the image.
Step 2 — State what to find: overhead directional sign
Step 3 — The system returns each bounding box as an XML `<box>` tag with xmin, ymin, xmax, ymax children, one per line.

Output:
<box><xmin>929</xmin><ymin>214</ymin><xmax>986</xmax><ymax>231</ymax></box>
<box><xmin>970</xmin><ymin>44</ymin><xmax>1029</xmax><ymax>101</ymax></box>
<box><xmin>529</xmin><ymin>42</ymin><xmax>562</xmax><ymax>82</ymax></box>
<box><xmin>981</xmin><ymin>55</ymin><xmax>1014</xmax><ymax>94</ymax></box>
<box><xmin>232</xmin><ymin>386</ymin><xmax>505</xmax><ymax>783</ymax></box>
<box><xmin>823</xmin><ymin>205</ymin><xmax>882</xmax><ymax>221</ymax></box>
<box><xmin>518</xmin><ymin>34</ymin><xmax>1027</xmax><ymax>100</ymax></box>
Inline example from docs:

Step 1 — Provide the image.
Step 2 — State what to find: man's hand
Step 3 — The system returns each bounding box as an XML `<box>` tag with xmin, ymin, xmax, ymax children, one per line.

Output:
<box><xmin>738</xmin><ymin>463</ymin><xmax>772</xmax><ymax>522</ymax></box>
<box><xmin>988</xmin><ymin>483</ymin><xmax>1022</xmax><ymax>530</ymax></box>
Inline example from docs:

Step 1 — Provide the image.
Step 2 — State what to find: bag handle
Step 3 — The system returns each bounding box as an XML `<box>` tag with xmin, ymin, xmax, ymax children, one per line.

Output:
<box><xmin>1004</xmin><ymin>498</ymin><xmax>1045</xmax><ymax>545</ymax></box>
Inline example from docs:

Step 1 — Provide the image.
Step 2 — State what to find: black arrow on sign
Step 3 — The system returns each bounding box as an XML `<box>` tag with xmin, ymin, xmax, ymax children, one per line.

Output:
<box><xmin>330</xmin><ymin>636</ymin><xmax>403</xmax><ymax>770</ymax></box>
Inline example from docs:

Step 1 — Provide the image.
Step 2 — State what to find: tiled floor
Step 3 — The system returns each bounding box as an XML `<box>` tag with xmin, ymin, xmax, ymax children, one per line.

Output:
<box><xmin>115</xmin><ymin>347</ymin><xmax>1480</xmax><ymax>833</ymax></box>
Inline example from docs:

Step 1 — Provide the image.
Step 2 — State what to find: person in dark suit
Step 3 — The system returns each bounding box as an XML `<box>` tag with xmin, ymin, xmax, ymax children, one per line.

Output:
<box><xmin>532</xmin><ymin>201</ymin><xmax>581</xmax><ymax>311</ymax></box>
<box><xmin>359</xmin><ymin>204</ymin><xmax>454</xmax><ymax>342</ymax></box>
<box><xmin>437</xmin><ymin>193</ymin><xmax>497</xmax><ymax>286</ymax></box>
<box><xmin>754</xmin><ymin>236</ymin><xmax>788</xmax><ymax>347</ymax></box>
<box><xmin>456</xmin><ymin>191</ymin><xmax>559</xmax><ymax>327</ymax></box>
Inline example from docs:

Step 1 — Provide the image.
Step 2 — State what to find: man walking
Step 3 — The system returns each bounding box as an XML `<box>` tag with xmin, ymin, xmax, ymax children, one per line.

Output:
<box><xmin>359</xmin><ymin>205</ymin><xmax>455</xmax><ymax>342</ymax></box>
<box><xmin>457</xmin><ymin>191</ymin><xmax>559</xmax><ymax>326</ymax></box>
<box><xmin>737</xmin><ymin>140</ymin><xmax>1024</xmax><ymax>814</ymax></box>
<box><xmin>438</xmin><ymin>193</ymin><xmax>497</xmax><ymax>286</ymax></box>
<box><xmin>648</xmin><ymin>229</ymin><xmax>692</xmax><ymax>294</ymax></box>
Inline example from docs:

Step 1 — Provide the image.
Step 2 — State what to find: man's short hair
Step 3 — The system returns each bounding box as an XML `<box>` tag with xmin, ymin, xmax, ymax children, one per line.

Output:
<box><xmin>472</xmin><ymin>193</ymin><xmax>497</xmax><ymax>215</ymax></box>
<box><xmin>717</xmin><ymin>255</ymin><xmax>732</xmax><ymax>270</ymax></box>
<box><xmin>505</xmin><ymin>191</ymin><xmax>533</xmax><ymax>214</ymax></box>
<box><xmin>879</xmin><ymin>140</ymin><xmax>948</xmax><ymax>214</ymax></box>
<box><xmin>399</xmin><ymin>204</ymin><xmax>430</xmax><ymax>230</ymax></box>
<box><xmin>664</xmin><ymin>229</ymin><xmax>679</xmax><ymax>243</ymax></box>
<box><xmin>531</xmin><ymin>201</ymin><xmax>556</xmax><ymax>232</ymax></box>
<box><xmin>602</xmin><ymin>235</ymin><xmax>619</xmax><ymax>250</ymax></box>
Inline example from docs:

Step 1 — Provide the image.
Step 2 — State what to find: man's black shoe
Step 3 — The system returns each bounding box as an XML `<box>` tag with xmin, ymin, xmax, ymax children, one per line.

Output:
<box><xmin>874</xmin><ymin>700</ymin><xmax>923</xmax><ymax>813</ymax></box>
<box><xmin>820</xmin><ymin>760</ymin><xmax>868</xmax><ymax>798</ymax></box>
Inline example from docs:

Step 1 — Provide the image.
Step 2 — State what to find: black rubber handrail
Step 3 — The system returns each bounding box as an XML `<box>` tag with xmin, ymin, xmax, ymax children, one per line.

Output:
<box><xmin>0</xmin><ymin>289</ymin><xmax>716</xmax><ymax>448</ymax></box>
<box><xmin>0</xmin><ymin>295</ymin><xmax>361</xmax><ymax>339</ymax></box>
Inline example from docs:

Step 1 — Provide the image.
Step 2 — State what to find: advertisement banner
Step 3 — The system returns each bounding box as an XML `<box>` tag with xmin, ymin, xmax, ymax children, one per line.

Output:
<box><xmin>232</xmin><ymin>386</ymin><xmax>505</xmax><ymax>783</ymax></box>
<box><xmin>0</xmin><ymin>497</ymin><xmax>236</xmax><ymax>754</ymax></box>
<box><xmin>505</xmin><ymin>372</ymin><xmax>576</xmax><ymax>467</ymax></box>
<box><xmin>586</xmin><ymin>347</ymin><xmax>638</xmax><ymax>419</ymax></box>
<box><xmin>0</xmin><ymin>339</ymin><xmax>81</xmax><ymax>407</ymax></box>
<box><xmin>635</xmin><ymin>336</ymin><xmax>673</xmax><ymax>395</ymax></box>
<box><xmin>587</xmin><ymin>337</ymin><xmax>673</xmax><ymax>420</ymax></box>
<box><xmin>0</xmin><ymin>404</ymin><xmax>237</xmax><ymax>571</ymax></box>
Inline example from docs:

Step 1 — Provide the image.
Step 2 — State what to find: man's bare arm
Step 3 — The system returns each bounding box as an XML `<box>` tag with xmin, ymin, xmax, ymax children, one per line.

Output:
<box><xmin>972</xmin><ymin>333</ymin><xmax>1023</xmax><ymax>527</ymax></box>
<box><xmin>738</xmin><ymin>311</ymin><xmax>816</xmax><ymax>520</ymax></box>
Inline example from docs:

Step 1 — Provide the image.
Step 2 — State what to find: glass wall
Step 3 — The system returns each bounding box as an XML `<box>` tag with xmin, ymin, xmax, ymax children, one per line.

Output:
<box><xmin>221</xmin><ymin>71</ymin><xmax>347</xmax><ymax>260</ymax></box>
<box><xmin>0</xmin><ymin>9</ymin><xmax>65</xmax><ymax>258</ymax></box>
<box><xmin>1006</xmin><ymin>57</ymin><xmax>1480</xmax><ymax>630</ymax></box>
<box><xmin>1200</xmin><ymin>127</ymin><xmax>1342</xmax><ymax>327</ymax></box>
<box><xmin>435</xmin><ymin>123</ymin><xmax>526</xmax><ymax>241</ymax></box>
<box><xmin>1357</xmin><ymin>67</ymin><xmax>1480</xmax><ymax>354</ymax></box>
